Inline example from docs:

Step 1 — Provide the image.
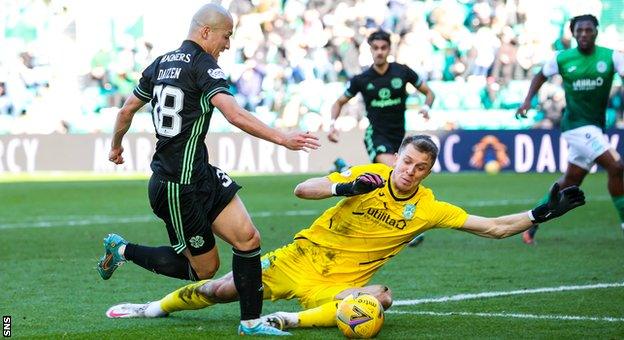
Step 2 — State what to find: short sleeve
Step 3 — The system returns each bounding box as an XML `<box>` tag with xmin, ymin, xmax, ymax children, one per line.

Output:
<box><xmin>344</xmin><ymin>76</ymin><xmax>361</xmax><ymax>98</ymax></box>
<box><xmin>613</xmin><ymin>50</ymin><xmax>624</xmax><ymax>77</ymax></box>
<box><xmin>133</xmin><ymin>58</ymin><xmax>159</xmax><ymax>102</ymax></box>
<box><xmin>195</xmin><ymin>54</ymin><xmax>232</xmax><ymax>101</ymax></box>
<box><xmin>404</xmin><ymin>65</ymin><xmax>422</xmax><ymax>87</ymax></box>
<box><xmin>541</xmin><ymin>54</ymin><xmax>560</xmax><ymax>77</ymax></box>
<box><xmin>428</xmin><ymin>200</ymin><xmax>469</xmax><ymax>229</ymax></box>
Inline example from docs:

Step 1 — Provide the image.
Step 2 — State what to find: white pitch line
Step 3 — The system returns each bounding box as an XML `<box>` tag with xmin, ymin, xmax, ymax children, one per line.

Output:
<box><xmin>0</xmin><ymin>210</ymin><xmax>320</xmax><ymax>230</ymax></box>
<box><xmin>0</xmin><ymin>196</ymin><xmax>611</xmax><ymax>230</ymax></box>
<box><xmin>386</xmin><ymin>310</ymin><xmax>624</xmax><ymax>323</ymax></box>
<box><xmin>394</xmin><ymin>282</ymin><xmax>624</xmax><ymax>306</ymax></box>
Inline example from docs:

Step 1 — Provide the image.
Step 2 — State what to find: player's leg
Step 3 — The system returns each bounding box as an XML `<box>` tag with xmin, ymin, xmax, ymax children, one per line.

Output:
<box><xmin>373</xmin><ymin>153</ymin><xmax>395</xmax><ymax>167</ymax></box>
<box><xmin>523</xmin><ymin>164</ymin><xmax>588</xmax><ymax>244</ymax></box>
<box><xmin>106</xmin><ymin>273</ymin><xmax>239</xmax><ymax>318</ymax></box>
<box><xmin>131</xmin><ymin>175</ymin><xmax>221</xmax><ymax>279</ymax></box>
<box><xmin>335</xmin><ymin>285</ymin><xmax>393</xmax><ymax>309</ymax></box>
<box><xmin>263</xmin><ymin>285</ymin><xmax>392</xmax><ymax>330</ymax></box>
<box><xmin>594</xmin><ymin>149</ymin><xmax>624</xmax><ymax>232</ymax></box>
<box><xmin>211</xmin><ymin>194</ymin><xmax>289</xmax><ymax>335</ymax></box>
<box><xmin>97</xmin><ymin>175</ymin><xmax>210</xmax><ymax>280</ymax></box>
<box><xmin>523</xmin><ymin>126</ymin><xmax>598</xmax><ymax>245</ymax></box>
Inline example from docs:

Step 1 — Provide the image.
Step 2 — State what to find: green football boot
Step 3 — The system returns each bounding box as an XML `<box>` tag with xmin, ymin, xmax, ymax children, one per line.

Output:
<box><xmin>97</xmin><ymin>233</ymin><xmax>127</xmax><ymax>280</ymax></box>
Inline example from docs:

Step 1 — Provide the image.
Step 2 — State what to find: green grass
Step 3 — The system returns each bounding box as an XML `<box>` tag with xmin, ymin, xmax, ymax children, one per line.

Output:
<box><xmin>1</xmin><ymin>172</ymin><xmax>623</xmax><ymax>339</ymax></box>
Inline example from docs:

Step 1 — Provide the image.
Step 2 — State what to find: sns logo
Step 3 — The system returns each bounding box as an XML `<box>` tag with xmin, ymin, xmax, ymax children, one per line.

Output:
<box><xmin>3</xmin><ymin>315</ymin><xmax>11</xmax><ymax>337</ymax></box>
<box><xmin>207</xmin><ymin>68</ymin><xmax>226</xmax><ymax>79</ymax></box>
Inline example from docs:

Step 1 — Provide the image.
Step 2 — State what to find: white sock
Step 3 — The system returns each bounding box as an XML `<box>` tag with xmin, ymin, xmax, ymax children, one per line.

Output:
<box><xmin>144</xmin><ymin>300</ymin><xmax>167</xmax><ymax>317</ymax></box>
<box><xmin>118</xmin><ymin>244</ymin><xmax>126</xmax><ymax>260</ymax></box>
<box><xmin>281</xmin><ymin>312</ymin><xmax>299</xmax><ymax>328</ymax></box>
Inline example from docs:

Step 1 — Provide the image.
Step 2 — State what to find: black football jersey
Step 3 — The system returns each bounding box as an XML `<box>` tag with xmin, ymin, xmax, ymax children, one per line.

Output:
<box><xmin>344</xmin><ymin>62</ymin><xmax>421</xmax><ymax>139</ymax></box>
<box><xmin>134</xmin><ymin>40</ymin><xmax>231</xmax><ymax>184</ymax></box>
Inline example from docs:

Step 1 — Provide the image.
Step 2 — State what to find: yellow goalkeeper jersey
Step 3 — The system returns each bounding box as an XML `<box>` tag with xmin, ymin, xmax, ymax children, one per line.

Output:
<box><xmin>292</xmin><ymin>163</ymin><xmax>468</xmax><ymax>281</ymax></box>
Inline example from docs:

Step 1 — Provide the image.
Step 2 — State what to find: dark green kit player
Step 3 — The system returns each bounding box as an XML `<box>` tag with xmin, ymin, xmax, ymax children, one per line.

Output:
<box><xmin>97</xmin><ymin>3</ymin><xmax>319</xmax><ymax>336</ymax></box>
<box><xmin>329</xmin><ymin>29</ymin><xmax>435</xmax><ymax>247</ymax></box>
<box><xmin>329</xmin><ymin>29</ymin><xmax>435</xmax><ymax>166</ymax></box>
<box><xmin>516</xmin><ymin>14</ymin><xmax>624</xmax><ymax>244</ymax></box>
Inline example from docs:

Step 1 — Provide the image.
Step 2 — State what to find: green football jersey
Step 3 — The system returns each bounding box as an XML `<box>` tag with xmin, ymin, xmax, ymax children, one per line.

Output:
<box><xmin>543</xmin><ymin>46</ymin><xmax>619</xmax><ymax>131</ymax></box>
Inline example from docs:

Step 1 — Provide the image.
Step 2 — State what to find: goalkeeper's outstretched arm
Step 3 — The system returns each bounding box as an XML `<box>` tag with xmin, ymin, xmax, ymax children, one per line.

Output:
<box><xmin>294</xmin><ymin>173</ymin><xmax>385</xmax><ymax>200</ymax></box>
<box><xmin>459</xmin><ymin>184</ymin><xmax>585</xmax><ymax>239</ymax></box>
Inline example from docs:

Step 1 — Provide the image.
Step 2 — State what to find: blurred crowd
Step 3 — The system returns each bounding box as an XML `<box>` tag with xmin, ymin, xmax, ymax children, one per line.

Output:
<box><xmin>0</xmin><ymin>0</ymin><xmax>623</xmax><ymax>134</ymax></box>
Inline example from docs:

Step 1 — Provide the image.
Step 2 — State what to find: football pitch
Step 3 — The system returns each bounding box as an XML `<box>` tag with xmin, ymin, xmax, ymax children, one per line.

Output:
<box><xmin>1</xmin><ymin>172</ymin><xmax>623</xmax><ymax>339</ymax></box>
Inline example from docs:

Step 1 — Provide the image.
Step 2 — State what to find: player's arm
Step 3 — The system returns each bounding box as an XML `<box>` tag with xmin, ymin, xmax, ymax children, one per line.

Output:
<box><xmin>459</xmin><ymin>184</ymin><xmax>585</xmax><ymax>238</ymax></box>
<box><xmin>109</xmin><ymin>94</ymin><xmax>147</xmax><ymax>164</ymax></box>
<box><xmin>415</xmin><ymin>82</ymin><xmax>435</xmax><ymax>120</ymax></box>
<box><xmin>516</xmin><ymin>72</ymin><xmax>547</xmax><ymax>119</ymax></box>
<box><xmin>211</xmin><ymin>93</ymin><xmax>319</xmax><ymax>151</ymax></box>
<box><xmin>516</xmin><ymin>54</ymin><xmax>559</xmax><ymax>118</ymax></box>
<box><xmin>328</xmin><ymin>95</ymin><xmax>352</xmax><ymax>143</ymax></box>
<box><xmin>294</xmin><ymin>173</ymin><xmax>384</xmax><ymax>200</ymax></box>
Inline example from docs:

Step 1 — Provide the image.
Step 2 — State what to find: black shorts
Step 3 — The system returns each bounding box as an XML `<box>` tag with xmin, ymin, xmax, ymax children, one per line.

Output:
<box><xmin>148</xmin><ymin>165</ymin><xmax>241</xmax><ymax>256</ymax></box>
<box><xmin>364</xmin><ymin>127</ymin><xmax>402</xmax><ymax>162</ymax></box>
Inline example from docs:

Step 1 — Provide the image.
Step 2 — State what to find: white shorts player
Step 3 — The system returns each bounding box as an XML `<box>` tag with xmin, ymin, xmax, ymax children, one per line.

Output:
<box><xmin>562</xmin><ymin>125</ymin><xmax>616</xmax><ymax>170</ymax></box>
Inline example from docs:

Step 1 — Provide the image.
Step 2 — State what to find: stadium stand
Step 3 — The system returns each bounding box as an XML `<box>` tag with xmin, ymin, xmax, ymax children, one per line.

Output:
<box><xmin>0</xmin><ymin>0</ymin><xmax>622</xmax><ymax>135</ymax></box>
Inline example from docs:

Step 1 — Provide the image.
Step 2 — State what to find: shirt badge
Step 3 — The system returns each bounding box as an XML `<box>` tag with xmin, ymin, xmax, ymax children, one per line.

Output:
<box><xmin>403</xmin><ymin>204</ymin><xmax>416</xmax><ymax>220</ymax></box>
<box><xmin>189</xmin><ymin>235</ymin><xmax>205</xmax><ymax>248</ymax></box>
<box><xmin>391</xmin><ymin>77</ymin><xmax>402</xmax><ymax>89</ymax></box>
<box><xmin>207</xmin><ymin>68</ymin><xmax>226</xmax><ymax>79</ymax></box>
<box><xmin>596</xmin><ymin>61</ymin><xmax>607</xmax><ymax>73</ymax></box>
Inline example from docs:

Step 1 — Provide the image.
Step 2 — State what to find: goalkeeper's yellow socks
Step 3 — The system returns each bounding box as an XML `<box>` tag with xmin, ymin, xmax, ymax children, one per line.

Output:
<box><xmin>160</xmin><ymin>280</ymin><xmax>215</xmax><ymax>313</ymax></box>
<box><xmin>297</xmin><ymin>300</ymin><xmax>340</xmax><ymax>327</ymax></box>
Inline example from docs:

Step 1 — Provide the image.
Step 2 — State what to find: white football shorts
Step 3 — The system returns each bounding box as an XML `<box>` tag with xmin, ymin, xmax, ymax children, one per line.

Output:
<box><xmin>562</xmin><ymin>125</ymin><xmax>614</xmax><ymax>170</ymax></box>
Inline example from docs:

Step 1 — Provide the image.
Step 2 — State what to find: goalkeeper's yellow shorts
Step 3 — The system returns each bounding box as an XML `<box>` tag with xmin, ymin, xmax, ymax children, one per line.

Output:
<box><xmin>260</xmin><ymin>239</ymin><xmax>369</xmax><ymax>309</ymax></box>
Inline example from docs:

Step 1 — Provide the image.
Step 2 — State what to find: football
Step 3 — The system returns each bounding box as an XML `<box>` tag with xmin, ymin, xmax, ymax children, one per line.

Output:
<box><xmin>484</xmin><ymin>160</ymin><xmax>501</xmax><ymax>174</ymax></box>
<box><xmin>336</xmin><ymin>294</ymin><xmax>385</xmax><ymax>338</ymax></box>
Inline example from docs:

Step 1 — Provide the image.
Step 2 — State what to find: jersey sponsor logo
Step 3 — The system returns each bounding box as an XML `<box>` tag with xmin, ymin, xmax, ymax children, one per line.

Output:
<box><xmin>572</xmin><ymin>77</ymin><xmax>604</xmax><ymax>91</ymax></box>
<box><xmin>371</xmin><ymin>88</ymin><xmax>401</xmax><ymax>108</ymax></box>
<box><xmin>391</xmin><ymin>77</ymin><xmax>402</xmax><ymax>89</ymax></box>
<box><xmin>403</xmin><ymin>204</ymin><xmax>415</xmax><ymax>219</ymax></box>
<box><xmin>596</xmin><ymin>61</ymin><xmax>607</xmax><ymax>73</ymax></box>
<box><xmin>189</xmin><ymin>235</ymin><xmax>205</xmax><ymax>248</ymax></box>
<box><xmin>371</xmin><ymin>97</ymin><xmax>401</xmax><ymax>108</ymax></box>
<box><xmin>207</xmin><ymin>68</ymin><xmax>227</xmax><ymax>79</ymax></box>
<box><xmin>160</xmin><ymin>53</ymin><xmax>191</xmax><ymax>63</ymax></box>
<box><xmin>364</xmin><ymin>207</ymin><xmax>407</xmax><ymax>229</ymax></box>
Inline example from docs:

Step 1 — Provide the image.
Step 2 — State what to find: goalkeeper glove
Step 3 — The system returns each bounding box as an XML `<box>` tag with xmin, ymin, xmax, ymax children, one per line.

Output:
<box><xmin>529</xmin><ymin>183</ymin><xmax>585</xmax><ymax>223</ymax></box>
<box><xmin>332</xmin><ymin>173</ymin><xmax>385</xmax><ymax>196</ymax></box>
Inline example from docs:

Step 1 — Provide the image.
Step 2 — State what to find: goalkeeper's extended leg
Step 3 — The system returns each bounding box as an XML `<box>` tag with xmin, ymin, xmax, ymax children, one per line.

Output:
<box><xmin>106</xmin><ymin>280</ymin><xmax>213</xmax><ymax>318</ymax></box>
<box><xmin>106</xmin><ymin>275</ymin><xmax>239</xmax><ymax>318</ymax></box>
<box><xmin>262</xmin><ymin>284</ymin><xmax>393</xmax><ymax>330</ymax></box>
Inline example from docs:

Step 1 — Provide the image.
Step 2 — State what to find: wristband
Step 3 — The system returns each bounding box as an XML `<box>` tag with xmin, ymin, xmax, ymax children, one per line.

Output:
<box><xmin>421</xmin><ymin>104</ymin><xmax>430</xmax><ymax>112</ymax></box>
<box><xmin>331</xmin><ymin>183</ymin><xmax>338</xmax><ymax>196</ymax></box>
<box><xmin>527</xmin><ymin>210</ymin><xmax>536</xmax><ymax>222</ymax></box>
